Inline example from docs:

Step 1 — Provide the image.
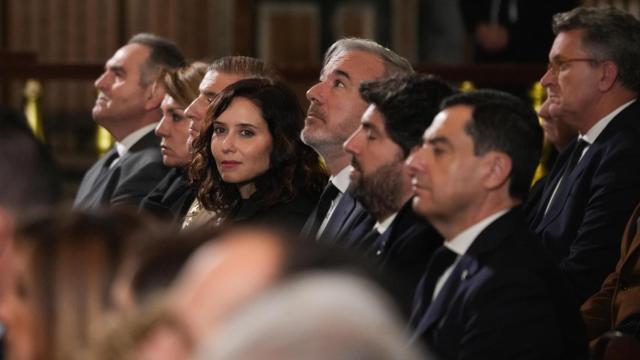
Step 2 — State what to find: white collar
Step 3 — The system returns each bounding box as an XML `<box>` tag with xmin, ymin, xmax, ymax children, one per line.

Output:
<box><xmin>375</xmin><ymin>212</ymin><xmax>398</xmax><ymax>235</ymax></box>
<box><xmin>445</xmin><ymin>209</ymin><xmax>510</xmax><ymax>256</ymax></box>
<box><xmin>330</xmin><ymin>165</ymin><xmax>353</xmax><ymax>194</ymax></box>
<box><xmin>581</xmin><ymin>99</ymin><xmax>635</xmax><ymax>145</ymax></box>
<box><xmin>114</xmin><ymin>123</ymin><xmax>158</xmax><ymax>157</ymax></box>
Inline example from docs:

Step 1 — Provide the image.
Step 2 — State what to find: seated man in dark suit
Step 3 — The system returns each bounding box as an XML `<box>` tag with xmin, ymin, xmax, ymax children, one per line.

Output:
<box><xmin>299</xmin><ymin>38</ymin><xmax>414</xmax><ymax>244</ymax></box>
<box><xmin>526</xmin><ymin>6</ymin><xmax>640</xmax><ymax>304</ymax></box>
<box><xmin>74</xmin><ymin>33</ymin><xmax>185</xmax><ymax>209</ymax></box>
<box><xmin>340</xmin><ymin>74</ymin><xmax>455</xmax><ymax>309</ymax></box>
<box><xmin>406</xmin><ymin>90</ymin><xmax>587</xmax><ymax>359</ymax></box>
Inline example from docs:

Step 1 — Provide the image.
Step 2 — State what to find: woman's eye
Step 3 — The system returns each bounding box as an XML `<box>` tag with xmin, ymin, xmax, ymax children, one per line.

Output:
<box><xmin>213</xmin><ymin>126</ymin><xmax>226</xmax><ymax>135</ymax></box>
<box><xmin>334</xmin><ymin>79</ymin><xmax>345</xmax><ymax>88</ymax></box>
<box><xmin>240</xmin><ymin>129</ymin><xmax>255</xmax><ymax>137</ymax></box>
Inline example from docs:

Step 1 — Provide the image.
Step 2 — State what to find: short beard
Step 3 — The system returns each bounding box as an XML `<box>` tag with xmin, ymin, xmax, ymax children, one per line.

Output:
<box><xmin>349</xmin><ymin>161</ymin><xmax>404</xmax><ymax>221</ymax></box>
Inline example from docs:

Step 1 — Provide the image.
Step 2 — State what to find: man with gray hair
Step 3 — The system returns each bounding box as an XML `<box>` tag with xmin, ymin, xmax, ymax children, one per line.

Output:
<box><xmin>74</xmin><ymin>33</ymin><xmax>185</xmax><ymax>209</ymax></box>
<box><xmin>527</xmin><ymin>6</ymin><xmax>640</xmax><ymax>304</ymax></box>
<box><xmin>300</xmin><ymin>38</ymin><xmax>414</xmax><ymax>244</ymax></box>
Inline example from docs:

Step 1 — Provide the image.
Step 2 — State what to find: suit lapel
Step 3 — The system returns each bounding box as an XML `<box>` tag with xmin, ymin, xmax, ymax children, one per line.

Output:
<box><xmin>74</xmin><ymin>148</ymin><xmax>118</xmax><ymax>206</ymax></box>
<box><xmin>537</xmin><ymin>145</ymin><xmax>594</xmax><ymax>230</ymax></box>
<box><xmin>320</xmin><ymin>193</ymin><xmax>358</xmax><ymax>244</ymax></box>
<box><xmin>415</xmin><ymin>255</ymin><xmax>479</xmax><ymax>336</ymax></box>
<box><xmin>415</xmin><ymin>210</ymin><xmax>518</xmax><ymax>338</ymax></box>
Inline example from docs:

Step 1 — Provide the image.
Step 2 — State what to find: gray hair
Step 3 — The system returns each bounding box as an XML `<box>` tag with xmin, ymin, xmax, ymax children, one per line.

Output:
<box><xmin>552</xmin><ymin>6</ymin><xmax>640</xmax><ymax>92</ymax></box>
<box><xmin>323</xmin><ymin>38</ymin><xmax>414</xmax><ymax>77</ymax></box>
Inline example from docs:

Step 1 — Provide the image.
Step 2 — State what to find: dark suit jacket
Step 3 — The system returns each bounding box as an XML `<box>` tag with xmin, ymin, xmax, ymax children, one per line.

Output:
<box><xmin>344</xmin><ymin>199</ymin><xmax>442</xmax><ymax>315</ymax></box>
<box><xmin>527</xmin><ymin>99</ymin><xmax>640</xmax><ymax>304</ymax></box>
<box><xmin>73</xmin><ymin>130</ymin><xmax>169</xmax><ymax>210</ymax></box>
<box><xmin>412</xmin><ymin>209</ymin><xmax>587</xmax><ymax>360</ymax></box>
<box><xmin>139</xmin><ymin>167</ymin><xmax>195</xmax><ymax>221</ymax></box>
<box><xmin>582</xmin><ymin>202</ymin><xmax>640</xmax><ymax>341</ymax></box>
<box><xmin>316</xmin><ymin>192</ymin><xmax>370</xmax><ymax>245</ymax></box>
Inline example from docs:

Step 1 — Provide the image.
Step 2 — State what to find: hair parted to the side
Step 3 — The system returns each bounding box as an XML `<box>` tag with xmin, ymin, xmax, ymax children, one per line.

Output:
<box><xmin>441</xmin><ymin>90</ymin><xmax>543</xmax><ymax>201</ymax></box>
<box><xmin>189</xmin><ymin>78</ymin><xmax>327</xmax><ymax>217</ymax></box>
<box><xmin>323</xmin><ymin>38</ymin><xmax>414</xmax><ymax>77</ymax></box>
<box><xmin>127</xmin><ymin>33</ymin><xmax>186</xmax><ymax>86</ymax></box>
<box><xmin>161</xmin><ymin>62</ymin><xmax>208</xmax><ymax>107</ymax></box>
<box><xmin>552</xmin><ymin>6</ymin><xmax>640</xmax><ymax>93</ymax></box>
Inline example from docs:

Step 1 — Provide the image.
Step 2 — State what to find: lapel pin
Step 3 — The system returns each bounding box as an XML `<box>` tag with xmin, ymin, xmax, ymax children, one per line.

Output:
<box><xmin>461</xmin><ymin>269</ymin><xmax>469</xmax><ymax>280</ymax></box>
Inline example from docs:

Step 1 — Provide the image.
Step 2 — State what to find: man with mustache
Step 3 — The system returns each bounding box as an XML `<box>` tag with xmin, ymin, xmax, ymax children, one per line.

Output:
<box><xmin>299</xmin><ymin>38</ymin><xmax>414</xmax><ymax>243</ymax></box>
<box><xmin>341</xmin><ymin>74</ymin><xmax>455</xmax><ymax>311</ymax></box>
<box><xmin>74</xmin><ymin>33</ymin><xmax>185</xmax><ymax>209</ymax></box>
<box><xmin>526</xmin><ymin>6</ymin><xmax>640</xmax><ymax>304</ymax></box>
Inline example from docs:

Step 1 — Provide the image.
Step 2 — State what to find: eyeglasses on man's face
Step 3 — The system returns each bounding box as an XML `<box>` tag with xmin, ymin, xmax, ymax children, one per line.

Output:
<box><xmin>546</xmin><ymin>58</ymin><xmax>600</xmax><ymax>75</ymax></box>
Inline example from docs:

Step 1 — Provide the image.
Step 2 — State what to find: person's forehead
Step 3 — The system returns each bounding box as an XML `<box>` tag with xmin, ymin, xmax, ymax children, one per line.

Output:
<box><xmin>108</xmin><ymin>43</ymin><xmax>150</xmax><ymax>68</ymax></box>
<box><xmin>550</xmin><ymin>29</ymin><xmax>589</xmax><ymax>59</ymax></box>
<box><xmin>426</xmin><ymin>105</ymin><xmax>472</xmax><ymax>138</ymax></box>
<box><xmin>201</xmin><ymin>70</ymin><xmax>246</xmax><ymax>94</ymax></box>
<box><xmin>322</xmin><ymin>50</ymin><xmax>385</xmax><ymax>80</ymax></box>
<box><xmin>362</xmin><ymin>104</ymin><xmax>385</xmax><ymax>127</ymax></box>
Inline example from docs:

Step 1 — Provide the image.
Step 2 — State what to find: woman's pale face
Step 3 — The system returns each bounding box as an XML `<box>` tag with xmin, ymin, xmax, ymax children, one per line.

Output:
<box><xmin>155</xmin><ymin>95</ymin><xmax>191</xmax><ymax>168</ymax></box>
<box><xmin>0</xmin><ymin>245</ymin><xmax>43</xmax><ymax>360</ymax></box>
<box><xmin>210</xmin><ymin>97</ymin><xmax>273</xmax><ymax>198</ymax></box>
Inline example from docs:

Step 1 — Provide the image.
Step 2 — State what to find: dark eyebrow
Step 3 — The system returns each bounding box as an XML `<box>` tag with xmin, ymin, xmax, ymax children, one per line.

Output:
<box><xmin>202</xmin><ymin>90</ymin><xmax>217</xmax><ymax>98</ymax></box>
<box><xmin>361</xmin><ymin>122</ymin><xmax>377</xmax><ymax>133</ymax></box>
<box><xmin>426</xmin><ymin>136</ymin><xmax>452</xmax><ymax>148</ymax></box>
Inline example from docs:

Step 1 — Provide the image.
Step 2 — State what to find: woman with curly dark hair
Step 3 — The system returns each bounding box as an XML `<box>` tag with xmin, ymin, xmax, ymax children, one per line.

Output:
<box><xmin>189</xmin><ymin>78</ymin><xmax>327</xmax><ymax>231</ymax></box>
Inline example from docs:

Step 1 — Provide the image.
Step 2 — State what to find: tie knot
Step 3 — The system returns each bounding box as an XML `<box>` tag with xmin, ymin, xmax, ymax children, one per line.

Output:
<box><xmin>428</xmin><ymin>246</ymin><xmax>458</xmax><ymax>275</ymax></box>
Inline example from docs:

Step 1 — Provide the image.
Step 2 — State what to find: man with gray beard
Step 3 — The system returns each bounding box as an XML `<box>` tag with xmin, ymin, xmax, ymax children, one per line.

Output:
<box><xmin>299</xmin><ymin>38</ymin><xmax>414</xmax><ymax>244</ymax></box>
<box><xmin>342</xmin><ymin>74</ymin><xmax>455</xmax><ymax>312</ymax></box>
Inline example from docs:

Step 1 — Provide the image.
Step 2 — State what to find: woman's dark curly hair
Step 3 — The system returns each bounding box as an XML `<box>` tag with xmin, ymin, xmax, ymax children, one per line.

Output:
<box><xmin>189</xmin><ymin>78</ymin><xmax>327</xmax><ymax>217</ymax></box>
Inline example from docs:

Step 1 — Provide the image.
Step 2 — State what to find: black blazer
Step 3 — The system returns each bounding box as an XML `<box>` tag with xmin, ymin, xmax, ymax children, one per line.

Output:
<box><xmin>341</xmin><ymin>199</ymin><xmax>442</xmax><ymax>314</ymax></box>
<box><xmin>366</xmin><ymin>200</ymin><xmax>442</xmax><ymax>312</ymax></box>
<box><xmin>73</xmin><ymin>130</ymin><xmax>169</xmax><ymax>210</ymax></box>
<box><xmin>412</xmin><ymin>209</ymin><xmax>588</xmax><ymax>360</ymax></box>
<box><xmin>317</xmin><ymin>192</ymin><xmax>370</xmax><ymax>245</ymax></box>
<box><xmin>139</xmin><ymin>167</ymin><xmax>195</xmax><ymax>221</ymax></box>
<box><xmin>527</xmin><ymin>99</ymin><xmax>640</xmax><ymax>303</ymax></box>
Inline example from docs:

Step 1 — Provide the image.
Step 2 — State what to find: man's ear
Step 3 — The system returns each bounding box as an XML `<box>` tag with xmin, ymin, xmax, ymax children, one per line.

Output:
<box><xmin>144</xmin><ymin>80</ymin><xmax>165</xmax><ymax>111</ymax></box>
<box><xmin>483</xmin><ymin>151</ymin><xmax>512</xmax><ymax>192</ymax></box>
<box><xmin>598</xmin><ymin>60</ymin><xmax>619</xmax><ymax>92</ymax></box>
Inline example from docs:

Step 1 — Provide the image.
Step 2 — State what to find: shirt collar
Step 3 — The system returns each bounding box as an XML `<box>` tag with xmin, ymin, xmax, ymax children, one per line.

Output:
<box><xmin>114</xmin><ymin>123</ymin><xmax>158</xmax><ymax>158</ymax></box>
<box><xmin>375</xmin><ymin>212</ymin><xmax>398</xmax><ymax>235</ymax></box>
<box><xmin>445</xmin><ymin>209</ymin><xmax>510</xmax><ymax>256</ymax></box>
<box><xmin>330</xmin><ymin>165</ymin><xmax>353</xmax><ymax>194</ymax></box>
<box><xmin>581</xmin><ymin>99</ymin><xmax>635</xmax><ymax>145</ymax></box>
